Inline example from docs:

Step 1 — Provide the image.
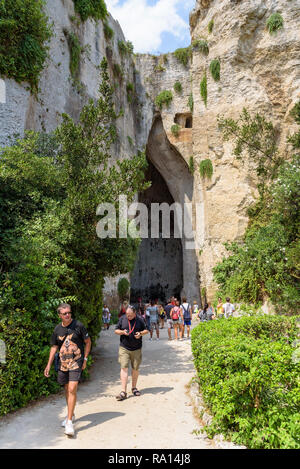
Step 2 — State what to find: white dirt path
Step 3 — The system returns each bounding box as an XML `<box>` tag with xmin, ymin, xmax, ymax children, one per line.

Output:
<box><xmin>0</xmin><ymin>323</ymin><xmax>215</xmax><ymax>449</ymax></box>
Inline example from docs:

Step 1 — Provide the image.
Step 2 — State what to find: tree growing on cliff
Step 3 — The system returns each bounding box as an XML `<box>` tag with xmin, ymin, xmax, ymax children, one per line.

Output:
<box><xmin>0</xmin><ymin>57</ymin><xmax>149</xmax><ymax>415</ymax></box>
<box><xmin>214</xmin><ymin>104</ymin><xmax>300</xmax><ymax>313</ymax></box>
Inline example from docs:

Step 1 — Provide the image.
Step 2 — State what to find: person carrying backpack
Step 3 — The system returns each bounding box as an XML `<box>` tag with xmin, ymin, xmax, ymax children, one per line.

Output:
<box><xmin>180</xmin><ymin>297</ymin><xmax>192</xmax><ymax>339</ymax></box>
<box><xmin>170</xmin><ymin>300</ymin><xmax>181</xmax><ymax>340</ymax></box>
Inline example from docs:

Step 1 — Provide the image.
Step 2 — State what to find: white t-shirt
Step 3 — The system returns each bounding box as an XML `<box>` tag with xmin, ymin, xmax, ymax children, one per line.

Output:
<box><xmin>181</xmin><ymin>303</ymin><xmax>191</xmax><ymax>319</ymax></box>
<box><xmin>193</xmin><ymin>304</ymin><xmax>199</xmax><ymax>313</ymax></box>
<box><xmin>223</xmin><ymin>302</ymin><xmax>235</xmax><ymax>317</ymax></box>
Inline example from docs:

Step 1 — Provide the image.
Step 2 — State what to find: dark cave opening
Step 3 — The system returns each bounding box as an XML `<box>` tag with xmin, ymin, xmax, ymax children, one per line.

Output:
<box><xmin>130</xmin><ymin>160</ymin><xmax>183</xmax><ymax>304</ymax></box>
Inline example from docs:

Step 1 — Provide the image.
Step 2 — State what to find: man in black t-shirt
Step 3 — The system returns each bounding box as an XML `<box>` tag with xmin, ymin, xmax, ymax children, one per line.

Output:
<box><xmin>44</xmin><ymin>303</ymin><xmax>91</xmax><ymax>437</ymax></box>
<box><xmin>114</xmin><ymin>305</ymin><xmax>148</xmax><ymax>401</ymax></box>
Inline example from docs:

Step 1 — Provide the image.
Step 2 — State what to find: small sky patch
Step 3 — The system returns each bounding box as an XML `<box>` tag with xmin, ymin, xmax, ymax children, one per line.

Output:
<box><xmin>106</xmin><ymin>0</ymin><xmax>195</xmax><ymax>54</ymax></box>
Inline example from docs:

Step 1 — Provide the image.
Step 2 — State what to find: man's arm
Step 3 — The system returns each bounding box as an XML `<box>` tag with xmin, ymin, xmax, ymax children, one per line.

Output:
<box><xmin>44</xmin><ymin>345</ymin><xmax>58</xmax><ymax>377</ymax></box>
<box><xmin>82</xmin><ymin>337</ymin><xmax>92</xmax><ymax>370</ymax></box>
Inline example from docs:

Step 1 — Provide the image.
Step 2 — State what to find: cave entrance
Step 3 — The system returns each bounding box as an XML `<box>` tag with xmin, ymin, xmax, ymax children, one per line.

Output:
<box><xmin>130</xmin><ymin>160</ymin><xmax>183</xmax><ymax>304</ymax></box>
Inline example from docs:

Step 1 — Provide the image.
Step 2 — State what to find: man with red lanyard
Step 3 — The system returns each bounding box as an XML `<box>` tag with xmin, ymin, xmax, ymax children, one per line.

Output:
<box><xmin>114</xmin><ymin>305</ymin><xmax>148</xmax><ymax>401</ymax></box>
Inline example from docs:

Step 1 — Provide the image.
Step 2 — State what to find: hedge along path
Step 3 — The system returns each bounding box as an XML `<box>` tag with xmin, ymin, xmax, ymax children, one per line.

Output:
<box><xmin>0</xmin><ymin>321</ymin><xmax>215</xmax><ymax>449</ymax></box>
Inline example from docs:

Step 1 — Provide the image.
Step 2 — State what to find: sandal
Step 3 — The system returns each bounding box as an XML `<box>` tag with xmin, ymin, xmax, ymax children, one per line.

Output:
<box><xmin>116</xmin><ymin>391</ymin><xmax>127</xmax><ymax>401</ymax></box>
<box><xmin>132</xmin><ymin>388</ymin><xmax>141</xmax><ymax>396</ymax></box>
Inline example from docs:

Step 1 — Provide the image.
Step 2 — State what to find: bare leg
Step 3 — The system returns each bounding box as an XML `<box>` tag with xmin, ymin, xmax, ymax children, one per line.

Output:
<box><xmin>120</xmin><ymin>368</ymin><xmax>128</xmax><ymax>393</ymax></box>
<box><xmin>131</xmin><ymin>369</ymin><xmax>139</xmax><ymax>389</ymax></box>
<box><xmin>67</xmin><ymin>382</ymin><xmax>78</xmax><ymax>421</ymax></box>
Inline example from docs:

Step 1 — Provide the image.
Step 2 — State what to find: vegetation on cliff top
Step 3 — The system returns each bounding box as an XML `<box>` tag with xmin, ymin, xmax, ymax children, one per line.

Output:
<box><xmin>73</xmin><ymin>0</ymin><xmax>108</xmax><ymax>22</ymax></box>
<box><xmin>0</xmin><ymin>0</ymin><xmax>52</xmax><ymax>91</ymax></box>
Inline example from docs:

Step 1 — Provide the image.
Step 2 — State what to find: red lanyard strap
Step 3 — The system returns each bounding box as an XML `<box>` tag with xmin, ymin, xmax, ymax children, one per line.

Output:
<box><xmin>128</xmin><ymin>319</ymin><xmax>136</xmax><ymax>335</ymax></box>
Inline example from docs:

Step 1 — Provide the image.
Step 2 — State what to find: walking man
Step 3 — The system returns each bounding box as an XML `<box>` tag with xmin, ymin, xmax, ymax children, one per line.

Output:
<box><xmin>180</xmin><ymin>297</ymin><xmax>193</xmax><ymax>339</ymax></box>
<box><xmin>147</xmin><ymin>299</ymin><xmax>160</xmax><ymax>341</ymax></box>
<box><xmin>115</xmin><ymin>305</ymin><xmax>148</xmax><ymax>400</ymax></box>
<box><xmin>44</xmin><ymin>303</ymin><xmax>91</xmax><ymax>437</ymax></box>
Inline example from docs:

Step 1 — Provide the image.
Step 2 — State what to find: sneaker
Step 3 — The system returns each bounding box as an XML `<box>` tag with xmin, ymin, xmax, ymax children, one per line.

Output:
<box><xmin>156</xmin><ymin>338</ymin><xmax>159</xmax><ymax>341</ymax></box>
<box><xmin>64</xmin><ymin>420</ymin><xmax>75</xmax><ymax>437</ymax></box>
<box><xmin>149</xmin><ymin>338</ymin><xmax>152</xmax><ymax>341</ymax></box>
<box><xmin>61</xmin><ymin>415</ymin><xmax>75</xmax><ymax>427</ymax></box>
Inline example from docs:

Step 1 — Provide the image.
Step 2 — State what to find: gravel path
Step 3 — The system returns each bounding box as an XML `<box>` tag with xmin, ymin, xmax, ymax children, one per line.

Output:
<box><xmin>0</xmin><ymin>323</ymin><xmax>215</xmax><ymax>449</ymax></box>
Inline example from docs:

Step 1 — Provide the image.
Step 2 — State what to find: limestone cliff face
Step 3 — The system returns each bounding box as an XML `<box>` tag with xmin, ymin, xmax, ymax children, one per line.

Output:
<box><xmin>0</xmin><ymin>0</ymin><xmax>299</xmax><ymax>305</ymax></box>
<box><xmin>135</xmin><ymin>0</ymin><xmax>300</xmax><ymax>301</ymax></box>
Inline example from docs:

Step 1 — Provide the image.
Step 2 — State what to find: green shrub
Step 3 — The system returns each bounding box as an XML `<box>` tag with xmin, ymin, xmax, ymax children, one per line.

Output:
<box><xmin>192</xmin><ymin>39</ymin><xmax>209</xmax><ymax>56</ymax></box>
<box><xmin>155</xmin><ymin>90</ymin><xmax>173</xmax><ymax>110</ymax></box>
<box><xmin>173</xmin><ymin>47</ymin><xmax>192</xmax><ymax>67</ymax></box>
<box><xmin>103</xmin><ymin>21</ymin><xmax>114</xmax><ymax>40</ymax></box>
<box><xmin>0</xmin><ymin>59</ymin><xmax>148</xmax><ymax>416</ymax></box>
<box><xmin>112</xmin><ymin>62</ymin><xmax>123</xmax><ymax>80</ymax></box>
<box><xmin>171</xmin><ymin>124</ymin><xmax>180</xmax><ymax>137</ymax></box>
<box><xmin>64</xmin><ymin>30</ymin><xmax>82</xmax><ymax>79</ymax></box>
<box><xmin>127</xmin><ymin>136</ymin><xmax>134</xmax><ymax>147</ymax></box>
<box><xmin>266</xmin><ymin>13</ymin><xmax>284</xmax><ymax>34</ymax></box>
<box><xmin>118</xmin><ymin>40</ymin><xmax>134</xmax><ymax>57</ymax></box>
<box><xmin>208</xmin><ymin>19</ymin><xmax>214</xmax><ymax>33</ymax></box>
<box><xmin>188</xmin><ymin>93</ymin><xmax>194</xmax><ymax>112</ymax></box>
<box><xmin>199</xmin><ymin>159</ymin><xmax>213</xmax><ymax>179</ymax></box>
<box><xmin>189</xmin><ymin>156</ymin><xmax>195</xmax><ymax>174</ymax></box>
<box><xmin>0</xmin><ymin>0</ymin><xmax>52</xmax><ymax>91</ymax></box>
<box><xmin>174</xmin><ymin>81</ymin><xmax>182</xmax><ymax>93</ymax></box>
<box><xmin>126</xmin><ymin>82</ymin><xmax>135</xmax><ymax>103</ymax></box>
<box><xmin>209</xmin><ymin>59</ymin><xmax>220</xmax><ymax>81</ymax></box>
<box><xmin>73</xmin><ymin>0</ymin><xmax>108</xmax><ymax>22</ymax></box>
<box><xmin>200</xmin><ymin>73</ymin><xmax>207</xmax><ymax>107</ymax></box>
<box><xmin>117</xmin><ymin>277</ymin><xmax>130</xmax><ymax>300</ymax></box>
<box><xmin>191</xmin><ymin>315</ymin><xmax>300</xmax><ymax>448</ymax></box>
<box><xmin>154</xmin><ymin>64</ymin><xmax>166</xmax><ymax>72</ymax></box>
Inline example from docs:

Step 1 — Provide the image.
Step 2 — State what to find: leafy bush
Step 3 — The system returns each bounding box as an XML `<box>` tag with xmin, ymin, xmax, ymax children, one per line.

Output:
<box><xmin>173</xmin><ymin>47</ymin><xmax>192</xmax><ymax>67</ymax></box>
<box><xmin>117</xmin><ymin>277</ymin><xmax>130</xmax><ymax>301</ymax></box>
<box><xmin>192</xmin><ymin>39</ymin><xmax>209</xmax><ymax>56</ymax></box>
<box><xmin>112</xmin><ymin>62</ymin><xmax>123</xmax><ymax>80</ymax></box>
<box><xmin>103</xmin><ymin>21</ymin><xmax>114</xmax><ymax>40</ymax></box>
<box><xmin>63</xmin><ymin>30</ymin><xmax>82</xmax><ymax>79</ymax></box>
<box><xmin>192</xmin><ymin>315</ymin><xmax>300</xmax><ymax>448</ymax></box>
<box><xmin>209</xmin><ymin>59</ymin><xmax>220</xmax><ymax>81</ymax></box>
<box><xmin>171</xmin><ymin>124</ymin><xmax>180</xmax><ymax>137</ymax></box>
<box><xmin>154</xmin><ymin>64</ymin><xmax>166</xmax><ymax>72</ymax></box>
<box><xmin>73</xmin><ymin>0</ymin><xmax>108</xmax><ymax>22</ymax></box>
<box><xmin>188</xmin><ymin>93</ymin><xmax>194</xmax><ymax>112</ymax></box>
<box><xmin>200</xmin><ymin>73</ymin><xmax>207</xmax><ymax>107</ymax></box>
<box><xmin>189</xmin><ymin>156</ymin><xmax>195</xmax><ymax>174</ymax></box>
<box><xmin>0</xmin><ymin>0</ymin><xmax>52</xmax><ymax>91</ymax></box>
<box><xmin>199</xmin><ymin>159</ymin><xmax>213</xmax><ymax>179</ymax></box>
<box><xmin>155</xmin><ymin>90</ymin><xmax>173</xmax><ymax>110</ymax></box>
<box><xmin>266</xmin><ymin>13</ymin><xmax>284</xmax><ymax>34</ymax></box>
<box><xmin>208</xmin><ymin>19</ymin><xmax>214</xmax><ymax>34</ymax></box>
<box><xmin>0</xmin><ymin>59</ymin><xmax>149</xmax><ymax>416</ymax></box>
<box><xmin>174</xmin><ymin>81</ymin><xmax>182</xmax><ymax>93</ymax></box>
<box><xmin>118</xmin><ymin>40</ymin><xmax>134</xmax><ymax>57</ymax></box>
<box><xmin>126</xmin><ymin>82</ymin><xmax>135</xmax><ymax>103</ymax></box>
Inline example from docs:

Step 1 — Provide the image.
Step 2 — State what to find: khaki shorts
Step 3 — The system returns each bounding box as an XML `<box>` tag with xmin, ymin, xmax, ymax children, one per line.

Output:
<box><xmin>118</xmin><ymin>346</ymin><xmax>142</xmax><ymax>370</ymax></box>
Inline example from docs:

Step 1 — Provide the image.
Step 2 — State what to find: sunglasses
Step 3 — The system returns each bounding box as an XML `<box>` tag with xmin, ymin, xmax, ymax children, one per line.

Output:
<box><xmin>60</xmin><ymin>311</ymin><xmax>71</xmax><ymax>316</ymax></box>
